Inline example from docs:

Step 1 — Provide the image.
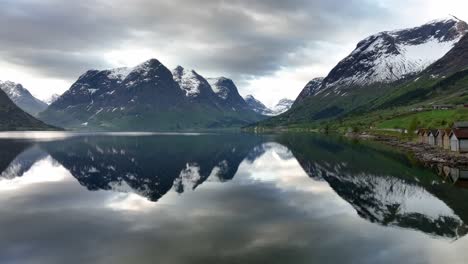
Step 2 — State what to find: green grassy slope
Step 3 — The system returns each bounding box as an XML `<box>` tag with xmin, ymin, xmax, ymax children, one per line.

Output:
<box><xmin>0</xmin><ymin>89</ymin><xmax>58</xmax><ymax>131</ymax></box>
<box><xmin>41</xmin><ymin>103</ymin><xmax>265</xmax><ymax>131</ymax></box>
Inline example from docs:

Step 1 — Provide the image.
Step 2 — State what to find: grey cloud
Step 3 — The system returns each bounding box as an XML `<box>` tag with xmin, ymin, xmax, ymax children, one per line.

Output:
<box><xmin>0</xmin><ymin>0</ymin><xmax>392</xmax><ymax>82</ymax></box>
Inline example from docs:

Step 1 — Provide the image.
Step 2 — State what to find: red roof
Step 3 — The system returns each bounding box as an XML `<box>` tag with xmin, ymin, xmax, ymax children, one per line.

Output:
<box><xmin>451</xmin><ymin>128</ymin><xmax>468</xmax><ymax>139</ymax></box>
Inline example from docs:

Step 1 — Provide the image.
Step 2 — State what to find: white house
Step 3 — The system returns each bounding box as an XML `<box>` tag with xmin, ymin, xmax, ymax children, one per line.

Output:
<box><xmin>450</xmin><ymin>129</ymin><xmax>468</xmax><ymax>153</ymax></box>
<box><xmin>428</xmin><ymin>130</ymin><xmax>438</xmax><ymax>146</ymax></box>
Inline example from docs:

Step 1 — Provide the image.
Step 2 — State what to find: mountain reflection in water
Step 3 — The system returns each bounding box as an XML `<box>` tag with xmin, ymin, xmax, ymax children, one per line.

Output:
<box><xmin>2</xmin><ymin>133</ymin><xmax>468</xmax><ymax>263</ymax></box>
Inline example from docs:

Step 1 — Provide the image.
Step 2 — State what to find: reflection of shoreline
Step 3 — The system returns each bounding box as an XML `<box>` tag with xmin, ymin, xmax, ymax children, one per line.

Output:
<box><xmin>279</xmin><ymin>134</ymin><xmax>468</xmax><ymax>240</ymax></box>
<box><xmin>356</xmin><ymin>134</ymin><xmax>468</xmax><ymax>168</ymax></box>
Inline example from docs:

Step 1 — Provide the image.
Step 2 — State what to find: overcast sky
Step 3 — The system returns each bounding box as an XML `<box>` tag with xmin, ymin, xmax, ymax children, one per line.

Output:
<box><xmin>0</xmin><ymin>0</ymin><xmax>467</xmax><ymax>107</ymax></box>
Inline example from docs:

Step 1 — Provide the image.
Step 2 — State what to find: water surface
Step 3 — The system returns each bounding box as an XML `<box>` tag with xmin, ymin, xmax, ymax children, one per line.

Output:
<box><xmin>2</xmin><ymin>132</ymin><xmax>468</xmax><ymax>263</ymax></box>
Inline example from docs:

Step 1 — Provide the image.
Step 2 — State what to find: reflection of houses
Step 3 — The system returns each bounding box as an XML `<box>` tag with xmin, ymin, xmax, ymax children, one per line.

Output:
<box><xmin>450</xmin><ymin>129</ymin><xmax>468</xmax><ymax>153</ymax></box>
<box><xmin>441</xmin><ymin>166</ymin><xmax>468</xmax><ymax>188</ymax></box>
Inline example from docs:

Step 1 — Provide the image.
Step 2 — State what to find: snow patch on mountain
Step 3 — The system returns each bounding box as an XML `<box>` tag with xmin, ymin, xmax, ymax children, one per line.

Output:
<box><xmin>172</xmin><ymin>66</ymin><xmax>202</xmax><ymax>97</ymax></box>
<box><xmin>0</xmin><ymin>81</ymin><xmax>22</xmax><ymax>99</ymax></box>
<box><xmin>207</xmin><ymin>77</ymin><xmax>230</xmax><ymax>100</ymax></box>
<box><xmin>107</xmin><ymin>67</ymin><xmax>133</xmax><ymax>82</ymax></box>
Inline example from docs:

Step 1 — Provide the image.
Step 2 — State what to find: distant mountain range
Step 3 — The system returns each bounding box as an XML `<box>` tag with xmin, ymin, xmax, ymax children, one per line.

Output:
<box><xmin>259</xmin><ymin>16</ymin><xmax>468</xmax><ymax>127</ymax></box>
<box><xmin>244</xmin><ymin>95</ymin><xmax>294</xmax><ymax>116</ymax></box>
<box><xmin>0</xmin><ymin>81</ymin><xmax>47</xmax><ymax>116</ymax></box>
<box><xmin>39</xmin><ymin>59</ymin><xmax>265</xmax><ymax>131</ymax></box>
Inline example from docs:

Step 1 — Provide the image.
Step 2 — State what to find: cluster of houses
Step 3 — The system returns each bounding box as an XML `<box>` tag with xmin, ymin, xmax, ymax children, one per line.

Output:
<box><xmin>417</xmin><ymin>122</ymin><xmax>468</xmax><ymax>153</ymax></box>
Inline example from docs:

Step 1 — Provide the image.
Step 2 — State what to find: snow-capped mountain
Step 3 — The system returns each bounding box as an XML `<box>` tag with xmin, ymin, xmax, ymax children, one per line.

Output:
<box><xmin>271</xmin><ymin>98</ymin><xmax>294</xmax><ymax>115</ymax></box>
<box><xmin>263</xmin><ymin>16</ymin><xmax>468</xmax><ymax>125</ymax></box>
<box><xmin>0</xmin><ymin>81</ymin><xmax>47</xmax><ymax>116</ymax></box>
<box><xmin>294</xmin><ymin>77</ymin><xmax>324</xmax><ymax>104</ymax></box>
<box><xmin>244</xmin><ymin>95</ymin><xmax>274</xmax><ymax>115</ymax></box>
<box><xmin>314</xmin><ymin>16</ymin><xmax>468</xmax><ymax>97</ymax></box>
<box><xmin>40</xmin><ymin>59</ymin><xmax>262</xmax><ymax>130</ymax></box>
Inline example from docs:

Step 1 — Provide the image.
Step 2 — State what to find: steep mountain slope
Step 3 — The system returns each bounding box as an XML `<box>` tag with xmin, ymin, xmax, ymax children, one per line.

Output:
<box><xmin>244</xmin><ymin>95</ymin><xmax>274</xmax><ymax>115</ymax></box>
<box><xmin>426</xmin><ymin>32</ymin><xmax>468</xmax><ymax>76</ymax></box>
<box><xmin>259</xmin><ymin>17</ymin><xmax>468</xmax><ymax>127</ymax></box>
<box><xmin>207</xmin><ymin>77</ymin><xmax>253</xmax><ymax>111</ymax></box>
<box><xmin>0</xmin><ymin>88</ymin><xmax>56</xmax><ymax>131</ymax></box>
<box><xmin>172</xmin><ymin>66</ymin><xmax>221</xmax><ymax>107</ymax></box>
<box><xmin>294</xmin><ymin>77</ymin><xmax>324</xmax><ymax>104</ymax></box>
<box><xmin>0</xmin><ymin>81</ymin><xmax>47</xmax><ymax>116</ymax></box>
<box><xmin>40</xmin><ymin>59</ymin><xmax>263</xmax><ymax>130</ymax></box>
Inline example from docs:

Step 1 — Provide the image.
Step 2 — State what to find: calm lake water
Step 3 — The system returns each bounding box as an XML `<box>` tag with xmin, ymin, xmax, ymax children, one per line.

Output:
<box><xmin>2</xmin><ymin>132</ymin><xmax>468</xmax><ymax>263</ymax></box>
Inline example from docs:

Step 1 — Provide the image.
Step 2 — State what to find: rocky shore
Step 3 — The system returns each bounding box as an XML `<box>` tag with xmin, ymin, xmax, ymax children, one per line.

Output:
<box><xmin>356</xmin><ymin>134</ymin><xmax>468</xmax><ymax>167</ymax></box>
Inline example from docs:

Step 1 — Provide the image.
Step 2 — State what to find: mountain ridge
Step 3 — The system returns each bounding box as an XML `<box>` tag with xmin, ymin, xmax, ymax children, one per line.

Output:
<box><xmin>40</xmin><ymin>59</ymin><xmax>264</xmax><ymax>130</ymax></box>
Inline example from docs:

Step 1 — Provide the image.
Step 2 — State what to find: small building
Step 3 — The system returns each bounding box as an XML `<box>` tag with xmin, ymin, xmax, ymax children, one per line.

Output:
<box><xmin>436</xmin><ymin>129</ymin><xmax>448</xmax><ymax>148</ymax></box>
<box><xmin>442</xmin><ymin>129</ymin><xmax>452</xmax><ymax>150</ymax></box>
<box><xmin>432</xmin><ymin>105</ymin><xmax>454</xmax><ymax>110</ymax></box>
<box><xmin>450</xmin><ymin>129</ymin><xmax>468</xmax><ymax>153</ymax></box>
<box><xmin>423</xmin><ymin>130</ymin><xmax>431</xmax><ymax>144</ymax></box>
<box><xmin>428</xmin><ymin>129</ymin><xmax>439</xmax><ymax>146</ymax></box>
<box><xmin>417</xmin><ymin>129</ymin><xmax>427</xmax><ymax>144</ymax></box>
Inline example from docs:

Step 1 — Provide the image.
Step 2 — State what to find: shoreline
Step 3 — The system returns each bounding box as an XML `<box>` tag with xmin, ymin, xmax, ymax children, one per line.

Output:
<box><xmin>354</xmin><ymin>133</ymin><xmax>468</xmax><ymax>167</ymax></box>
